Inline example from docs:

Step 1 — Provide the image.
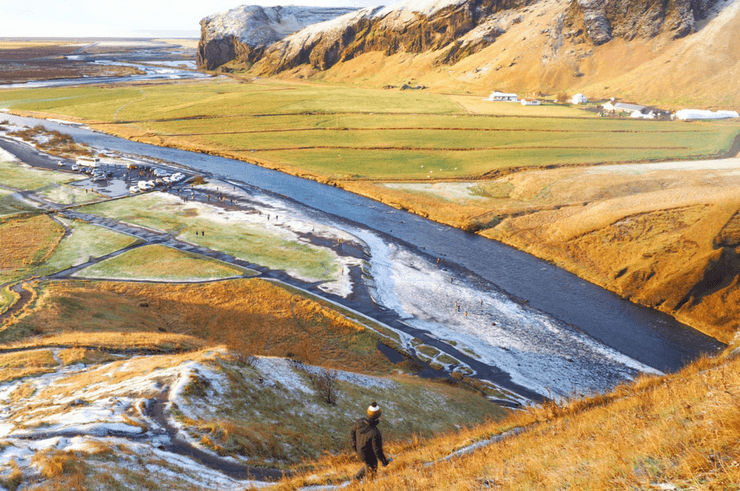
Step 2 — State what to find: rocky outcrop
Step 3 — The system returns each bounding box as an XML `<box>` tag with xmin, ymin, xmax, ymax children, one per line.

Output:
<box><xmin>570</xmin><ymin>0</ymin><xmax>717</xmax><ymax>46</ymax></box>
<box><xmin>257</xmin><ymin>0</ymin><xmax>528</xmax><ymax>74</ymax></box>
<box><xmin>197</xmin><ymin>5</ymin><xmax>358</xmax><ymax>70</ymax></box>
<box><xmin>199</xmin><ymin>0</ymin><xmax>720</xmax><ymax>74</ymax></box>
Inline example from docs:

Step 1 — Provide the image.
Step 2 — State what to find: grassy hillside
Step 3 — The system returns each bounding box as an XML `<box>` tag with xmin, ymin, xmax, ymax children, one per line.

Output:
<box><xmin>276</xmin><ymin>339</ymin><xmax>740</xmax><ymax>490</ymax></box>
<box><xmin>295</xmin><ymin>0</ymin><xmax>740</xmax><ymax>109</ymax></box>
<box><xmin>0</xmin><ymin>346</ymin><xmax>505</xmax><ymax>489</ymax></box>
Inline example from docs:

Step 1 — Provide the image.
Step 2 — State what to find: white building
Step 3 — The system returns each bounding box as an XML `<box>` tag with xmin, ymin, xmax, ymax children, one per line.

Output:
<box><xmin>488</xmin><ymin>91</ymin><xmax>518</xmax><ymax>102</ymax></box>
<box><xmin>571</xmin><ymin>93</ymin><xmax>588</xmax><ymax>104</ymax></box>
<box><xmin>520</xmin><ymin>99</ymin><xmax>542</xmax><ymax>106</ymax></box>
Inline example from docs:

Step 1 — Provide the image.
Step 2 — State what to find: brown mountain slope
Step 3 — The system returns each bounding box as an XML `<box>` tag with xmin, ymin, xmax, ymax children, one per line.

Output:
<box><xmin>258</xmin><ymin>0</ymin><xmax>740</xmax><ymax>108</ymax></box>
<box><xmin>585</xmin><ymin>0</ymin><xmax>740</xmax><ymax>107</ymax></box>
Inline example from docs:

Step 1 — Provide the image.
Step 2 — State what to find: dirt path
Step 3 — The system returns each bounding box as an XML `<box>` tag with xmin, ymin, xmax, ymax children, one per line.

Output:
<box><xmin>147</xmin><ymin>386</ymin><xmax>291</xmax><ymax>482</ymax></box>
<box><xmin>0</xmin><ymin>283</ymin><xmax>32</xmax><ymax>322</ymax></box>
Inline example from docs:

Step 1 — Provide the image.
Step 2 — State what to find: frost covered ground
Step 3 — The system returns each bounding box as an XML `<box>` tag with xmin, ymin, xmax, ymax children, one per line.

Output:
<box><xmin>180</xmin><ymin>180</ymin><xmax>364</xmax><ymax>296</ymax></box>
<box><xmin>0</xmin><ymin>348</ymin><xmax>408</xmax><ymax>489</ymax></box>
<box><xmin>0</xmin><ymin>349</ymin><xmax>263</xmax><ymax>490</ymax></box>
<box><xmin>0</xmin><ymin>346</ymin><xmax>497</xmax><ymax>489</ymax></box>
<box><xmin>347</xmin><ymin>228</ymin><xmax>662</xmax><ymax>400</ymax></box>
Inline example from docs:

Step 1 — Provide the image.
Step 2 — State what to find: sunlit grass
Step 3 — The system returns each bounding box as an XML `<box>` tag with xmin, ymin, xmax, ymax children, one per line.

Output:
<box><xmin>1</xmin><ymin>80</ymin><xmax>736</xmax><ymax>184</ymax></box>
<box><xmin>0</xmin><ymin>214</ymin><xmax>65</xmax><ymax>284</ymax></box>
<box><xmin>0</xmin><ymin>159</ymin><xmax>78</xmax><ymax>190</ymax></box>
<box><xmin>79</xmin><ymin>192</ymin><xmax>339</xmax><ymax>281</ymax></box>
<box><xmin>36</xmin><ymin>219</ymin><xmax>139</xmax><ymax>276</ymax></box>
<box><xmin>0</xmin><ymin>349</ymin><xmax>57</xmax><ymax>384</ymax></box>
<box><xmin>74</xmin><ymin>244</ymin><xmax>253</xmax><ymax>281</ymax></box>
<box><xmin>5</xmin><ymin>279</ymin><xmax>399</xmax><ymax>374</ymax></box>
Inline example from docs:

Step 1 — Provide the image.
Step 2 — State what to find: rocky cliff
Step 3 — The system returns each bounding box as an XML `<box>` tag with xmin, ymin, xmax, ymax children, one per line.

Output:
<box><xmin>256</xmin><ymin>0</ymin><xmax>528</xmax><ymax>74</ymax></box>
<box><xmin>198</xmin><ymin>0</ymin><xmax>719</xmax><ymax>75</ymax></box>
<box><xmin>569</xmin><ymin>0</ymin><xmax>716</xmax><ymax>46</ymax></box>
<box><xmin>197</xmin><ymin>5</ymin><xmax>358</xmax><ymax>70</ymax></box>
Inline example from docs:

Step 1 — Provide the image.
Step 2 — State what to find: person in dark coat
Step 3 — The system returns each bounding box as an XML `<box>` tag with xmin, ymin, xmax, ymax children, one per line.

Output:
<box><xmin>351</xmin><ymin>402</ymin><xmax>390</xmax><ymax>481</ymax></box>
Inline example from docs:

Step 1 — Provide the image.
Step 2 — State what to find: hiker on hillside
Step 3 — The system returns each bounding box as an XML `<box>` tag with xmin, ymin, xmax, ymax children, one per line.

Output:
<box><xmin>351</xmin><ymin>402</ymin><xmax>391</xmax><ymax>481</ymax></box>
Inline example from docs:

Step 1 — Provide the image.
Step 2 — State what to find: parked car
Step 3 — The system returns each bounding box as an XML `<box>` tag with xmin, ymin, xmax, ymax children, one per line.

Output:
<box><xmin>71</xmin><ymin>165</ymin><xmax>79</xmax><ymax>171</ymax></box>
<box><xmin>57</xmin><ymin>161</ymin><xmax>65</xmax><ymax>167</ymax></box>
<box><xmin>137</xmin><ymin>180</ymin><xmax>153</xmax><ymax>191</ymax></box>
<box><xmin>129</xmin><ymin>186</ymin><xmax>140</xmax><ymax>193</ymax></box>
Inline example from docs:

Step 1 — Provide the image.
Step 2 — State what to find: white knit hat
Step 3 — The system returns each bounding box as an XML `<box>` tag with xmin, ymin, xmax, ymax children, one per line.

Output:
<box><xmin>367</xmin><ymin>402</ymin><xmax>381</xmax><ymax>420</ymax></box>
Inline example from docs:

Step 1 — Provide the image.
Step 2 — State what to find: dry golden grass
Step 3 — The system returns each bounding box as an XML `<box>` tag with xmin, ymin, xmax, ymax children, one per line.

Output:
<box><xmin>31</xmin><ymin>450</ymin><xmax>87</xmax><ymax>490</ymax></box>
<box><xmin>56</xmin><ymin>347</ymin><xmax>118</xmax><ymax>365</ymax></box>
<box><xmin>276</xmin><ymin>347</ymin><xmax>740</xmax><ymax>490</ymax></box>
<box><xmin>350</xmin><ymin>163</ymin><xmax>740</xmax><ymax>342</ymax></box>
<box><xmin>6</xmin><ymin>279</ymin><xmax>397</xmax><ymax>374</ymax></box>
<box><xmin>477</xmin><ymin>166</ymin><xmax>740</xmax><ymax>342</ymax></box>
<box><xmin>4</xmin><ymin>331</ymin><xmax>210</xmax><ymax>353</ymax></box>
<box><xmin>0</xmin><ymin>349</ymin><xmax>56</xmax><ymax>383</ymax></box>
<box><xmin>0</xmin><ymin>215</ymin><xmax>65</xmax><ymax>284</ymax></box>
<box><xmin>0</xmin><ymin>459</ymin><xmax>23</xmax><ymax>491</ymax></box>
<box><xmin>340</xmin><ymin>180</ymin><xmax>492</xmax><ymax>228</ymax></box>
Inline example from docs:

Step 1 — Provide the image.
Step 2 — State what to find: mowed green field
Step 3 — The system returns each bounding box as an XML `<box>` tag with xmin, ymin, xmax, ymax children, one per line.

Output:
<box><xmin>1</xmin><ymin>79</ymin><xmax>738</xmax><ymax>180</ymax></box>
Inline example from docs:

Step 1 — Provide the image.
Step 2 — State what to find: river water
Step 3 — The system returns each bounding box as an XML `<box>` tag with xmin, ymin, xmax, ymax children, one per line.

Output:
<box><xmin>0</xmin><ymin>113</ymin><xmax>725</xmax><ymax>401</ymax></box>
<box><xmin>0</xmin><ymin>62</ymin><xmax>211</xmax><ymax>90</ymax></box>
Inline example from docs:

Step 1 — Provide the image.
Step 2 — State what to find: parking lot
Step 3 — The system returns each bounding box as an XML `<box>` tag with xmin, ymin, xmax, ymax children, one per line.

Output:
<box><xmin>57</xmin><ymin>155</ymin><xmax>191</xmax><ymax>198</ymax></box>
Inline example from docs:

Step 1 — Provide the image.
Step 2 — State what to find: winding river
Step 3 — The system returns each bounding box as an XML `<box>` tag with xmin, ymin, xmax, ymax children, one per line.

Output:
<box><xmin>0</xmin><ymin>113</ymin><xmax>725</xmax><ymax>401</ymax></box>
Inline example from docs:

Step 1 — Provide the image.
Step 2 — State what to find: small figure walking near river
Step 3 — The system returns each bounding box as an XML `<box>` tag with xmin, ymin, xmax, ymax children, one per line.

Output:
<box><xmin>351</xmin><ymin>402</ymin><xmax>391</xmax><ymax>481</ymax></box>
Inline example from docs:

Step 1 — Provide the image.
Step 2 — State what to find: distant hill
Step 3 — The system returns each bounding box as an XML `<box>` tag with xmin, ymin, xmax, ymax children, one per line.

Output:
<box><xmin>199</xmin><ymin>0</ymin><xmax>740</xmax><ymax>108</ymax></box>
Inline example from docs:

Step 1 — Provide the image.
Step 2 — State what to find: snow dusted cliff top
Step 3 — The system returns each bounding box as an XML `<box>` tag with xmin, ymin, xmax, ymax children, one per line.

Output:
<box><xmin>200</xmin><ymin>5</ymin><xmax>359</xmax><ymax>47</ymax></box>
<box><xmin>269</xmin><ymin>0</ymin><xmax>470</xmax><ymax>50</ymax></box>
<box><xmin>376</xmin><ymin>0</ymin><xmax>468</xmax><ymax>19</ymax></box>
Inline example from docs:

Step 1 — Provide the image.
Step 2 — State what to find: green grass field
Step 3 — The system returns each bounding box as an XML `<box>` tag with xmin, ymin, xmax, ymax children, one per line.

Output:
<box><xmin>1</xmin><ymin>79</ymin><xmax>737</xmax><ymax>182</ymax></box>
<box><xmin>37</xmin><ymin>184</ymin><xmax>105</xmax><ymax>206</ymax></box>
<box><xmin>0</xmin><ymin>159</ymin><xmax>78</xmax><ymax>190</ymax></box>
<box><xmin>74</xmin><ymin>244</ymin><xmax>253</xmax><ymax>281</ymax></box>
<box><xmin>78</xmin><ymin>193</ymin><xmax>340</xmax><ymax>281</ymax></box>
<box><xmin>36</xmin><ymin>219</ymin><xmax>139</xmax><ymax>276</ymax></box>
<box><xmin>0</xmin><ymin>188</ymin><xmax>38</xmax><ymax>217</ymax></box>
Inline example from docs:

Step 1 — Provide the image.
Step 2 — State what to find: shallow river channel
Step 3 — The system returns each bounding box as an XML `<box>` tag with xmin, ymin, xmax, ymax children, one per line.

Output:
<box><xmin>0</xmin><ymin>113</ymin><xmax>725</xmax><ymax>402</ymax></box>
